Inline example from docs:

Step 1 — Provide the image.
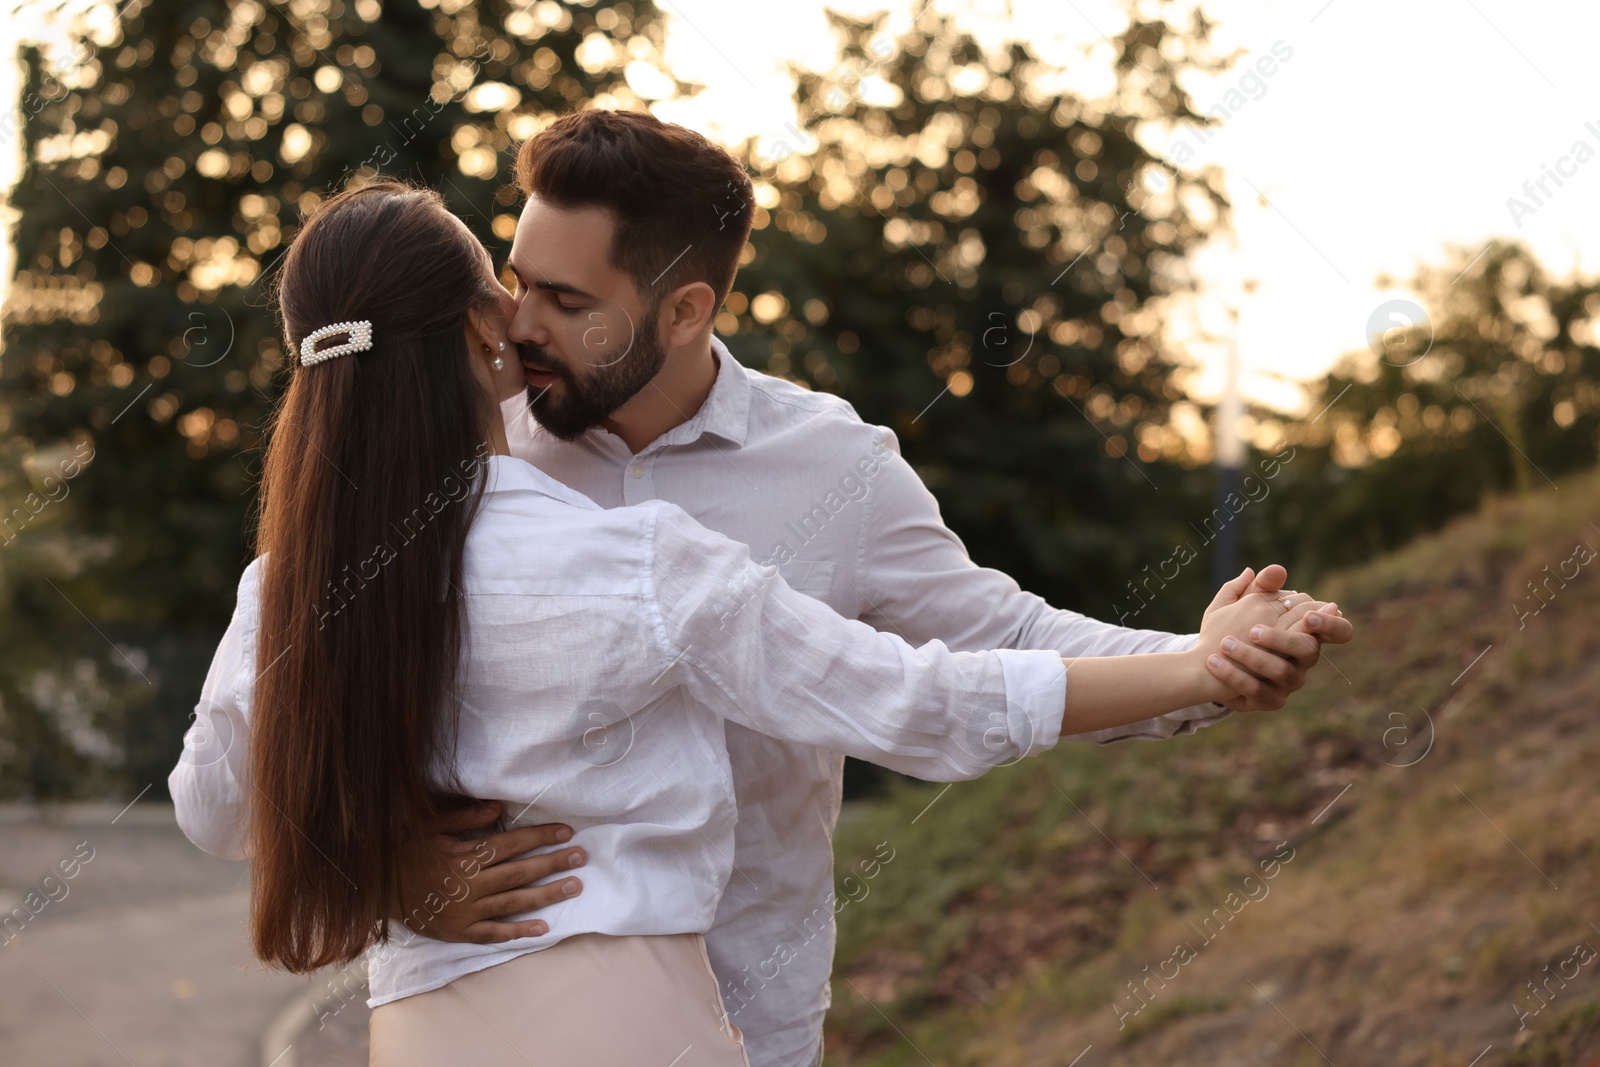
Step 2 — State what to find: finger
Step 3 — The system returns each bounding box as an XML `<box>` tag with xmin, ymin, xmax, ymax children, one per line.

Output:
<box><xmin>1312</xmin><ymin>611</ymin><xmax>1352</xmax><ymax>640</ymax></box>
<box><xmin>1241</xmin><ymin>563</ymin><xmax>1288</xmax><ymax>598</ymax></box>
<box><xmin>1221</xmin><ymin>635</ymin><xmax>1300</xmax><ymax>687</ymax></box>
<box><xmin>427</xmin><ymin>801</ymin><xmax>503</xmax><ymax>838</ymax></box>
<box><xmin>1204</xmin><ymin>651</ymin><xmax>1268</xmax><ymax>706</ymax></box>
<box><xmin>1276</xmin><ymin>600</ymin><xmax>1345</xmax><ymax>637</ymax></box>
<box><xmin>473</xmin><ymin>847</ymin><xmax>587</xmax><ymax>897</ymax></box>
<box><xmin>1273</xmin><ymin>600</ymin><xmax>1323</xmax><ymax>631</ymax></box>
<box><xmin>1209</xmin><ymin>566</ymin><xmax>1256</xmax><ymax>610</ymax></box>
<box><xmin>462</xmin><ymin>917</ymin><xmax>550</xmax><ymax>946</ymax></box>
<box><xmin>468</xmin><ymin>877</ymin><xmax>584</xmax><ymax>925</ymax></box>
<box><xmin>1247</xmin><ymin>625</ymin><xmax>1322</xmax><ymax>670</ymax></box>
<box><xmin>1303</xmin><ymin>607</ymin><xmax>1353</xmax><ymax>644</ymax></box>
<box><xmin>1264</xmin><ymin>593</ymin><xmax>1313</xmax><ymax>621</ymax></box>
<box><xmin>474</xmin><ymin>822</ymin><xmax>575</xmax><ymax>866</ymax></box>
<box><xmin>1234</xmin><ymin>590</ymin><xmax>1294</xmax><ymax>629</ymax></box>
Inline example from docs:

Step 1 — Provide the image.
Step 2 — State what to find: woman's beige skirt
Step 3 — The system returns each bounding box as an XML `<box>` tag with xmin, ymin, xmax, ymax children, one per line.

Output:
<box><xmin>369</xmin><ymin>932</ymin><xmax>749</xmax><ymax>1067</ymax></box>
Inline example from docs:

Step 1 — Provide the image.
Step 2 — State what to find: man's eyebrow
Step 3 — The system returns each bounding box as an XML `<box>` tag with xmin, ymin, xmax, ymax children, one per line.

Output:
<box><xmin>504</xmin><ymin>252</ymin><xmax>595</xmax><ymax>300</ymax></box>
<box><xmin>533</xmin><ymin>280</ymin><xmax>597</xmax><ymax>300</ymax></box>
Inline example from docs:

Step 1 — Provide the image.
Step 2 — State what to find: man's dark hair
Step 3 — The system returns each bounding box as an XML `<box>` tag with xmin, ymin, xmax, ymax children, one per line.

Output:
<box><xmin>515</xmin><ymin>108</ymin><xmax>755</xmax><ymax>305</ymax></box>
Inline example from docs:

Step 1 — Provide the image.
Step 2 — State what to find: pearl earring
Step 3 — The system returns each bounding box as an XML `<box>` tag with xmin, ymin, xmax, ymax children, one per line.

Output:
<box><xmin>492</xmin><ymin>355</ymin><xmax>506</xmax><ymax>370</ymax></box>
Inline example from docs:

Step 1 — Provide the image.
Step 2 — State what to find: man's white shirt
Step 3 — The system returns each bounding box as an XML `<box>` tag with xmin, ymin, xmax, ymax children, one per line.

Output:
<box><xmin>502</xmin><ymin>339</ymin><xmax>1228</xmax><ymax>1067</ymax></box>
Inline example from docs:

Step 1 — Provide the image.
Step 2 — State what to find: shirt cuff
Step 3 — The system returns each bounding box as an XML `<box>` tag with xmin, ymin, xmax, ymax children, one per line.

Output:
<box><xmin>992</xmin><ymin>648</ymin><xmax>1066</xmax><ymax>760</ymax></box>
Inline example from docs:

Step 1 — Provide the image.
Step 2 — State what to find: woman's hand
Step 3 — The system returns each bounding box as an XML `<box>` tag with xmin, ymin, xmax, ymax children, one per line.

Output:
<box><xmin>1189</xmin><ymin>567</ymin><xmax>1301</xmax><ymax>706</ymax></box>
<box><xmin>1197</xmin><ymin>565</ymin><xmax>1355</xmax><ymax>711</ymax></box>
<box><xmin>1056</xmin><ymin>565</ymin><xmax>1356</xmax><ymax>734</ymax></box>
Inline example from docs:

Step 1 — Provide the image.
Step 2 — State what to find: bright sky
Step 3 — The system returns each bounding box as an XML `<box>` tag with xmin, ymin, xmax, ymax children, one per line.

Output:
<box><xmin>647</xmin><ymin>0</ymin><xmax>1600</xmax><ymax>415</ymax></box>
<box><xmin>6</xmin><ymin>0</ymin><xmax>1600</xmax><ymax>420</ymax></box>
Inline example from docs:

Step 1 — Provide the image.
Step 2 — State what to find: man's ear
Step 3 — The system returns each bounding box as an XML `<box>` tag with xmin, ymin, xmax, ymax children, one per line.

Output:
<box><xmin>658</xmin><ymin>280</ymin><xmax>718</xmax><ymax>348</ymax></box>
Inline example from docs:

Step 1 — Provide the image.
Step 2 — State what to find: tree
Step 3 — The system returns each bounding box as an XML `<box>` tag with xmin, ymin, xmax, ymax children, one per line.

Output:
<box><xmin>0</xmin><ymin>0</ymin><xmax>658</xmax><ymax>798</ymax></box>
<box><xmin>1258</xmin><ymin>240</ymin><xmax>1600</xmax><ymax>577</ymax></box>
<box><xmin>3</xmin><ymin>0</ymin><xmax>1254</xmax><ymax>799</ymax></box>
<box><xmin>724</xmin><ymin>7</ymin><xmax>1234</xmax><ymax>630</ymax></box>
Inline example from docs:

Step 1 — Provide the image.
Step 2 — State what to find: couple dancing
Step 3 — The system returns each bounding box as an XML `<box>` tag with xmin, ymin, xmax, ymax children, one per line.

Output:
<box><xmin>169</xmin><ymin>109</ymin><xmax>1353</xmax><ymax>1066</ymax></box>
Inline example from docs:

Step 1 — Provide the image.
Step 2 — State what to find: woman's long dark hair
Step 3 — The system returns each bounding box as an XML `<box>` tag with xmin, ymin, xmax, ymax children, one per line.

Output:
<box><xmin>251</xmin><ymin>181</ymin><xmax>496</xmax><ymax>971</ymax></box>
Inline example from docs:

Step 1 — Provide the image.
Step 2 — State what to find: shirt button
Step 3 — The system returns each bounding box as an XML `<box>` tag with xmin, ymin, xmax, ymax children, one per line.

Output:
<box><xmin>629</xmin><ymin>464</ymin><xmax>643</xmax><ymax>479</ymax></box>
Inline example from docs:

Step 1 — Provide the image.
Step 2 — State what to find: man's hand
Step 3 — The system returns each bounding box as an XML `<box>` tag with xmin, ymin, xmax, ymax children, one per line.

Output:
<box><xmin>1201</xmin><ymin>565</ymin><xmax>1354</xmax><ymax>712</ymax></box>
<box><xmin>394</xmin><ymin>802</ymin><xmax>586</xmax><ymax>944</ymax></box>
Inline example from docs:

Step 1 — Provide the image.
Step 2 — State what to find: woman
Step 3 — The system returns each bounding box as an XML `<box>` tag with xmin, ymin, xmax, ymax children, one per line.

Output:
<box><xmin>169</xmin><ymin>181</ymin><xmax>1307</xmax><ymax>1065</ymax></box>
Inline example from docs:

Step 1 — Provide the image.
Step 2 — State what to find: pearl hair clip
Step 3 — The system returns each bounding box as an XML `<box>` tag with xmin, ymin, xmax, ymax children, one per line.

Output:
<box><xmin>298</xmin><ymin>320</ymin><xmax>374</xmax><ymax>366</ymax></box>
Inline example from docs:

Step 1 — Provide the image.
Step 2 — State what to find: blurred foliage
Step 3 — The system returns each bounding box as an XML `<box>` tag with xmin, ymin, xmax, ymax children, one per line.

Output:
<box><xmin>1258</xmin><ymin>241</ymin><xmax>1600</xmax><ymax>579</ymax></box>
<box><xmin>2</xmin><ymin>0</ymin><xmax>1597</xmax><ymax>801</ymax></box>
<box><xmin>0</xmin><ymin>0</ymin><xmax>655</xmax><ymax>798</ymax></box>
<box><xmin>2</xmin><ymin>0</ymin><xmax>1247</xmax><ymax>800</ymax></box>
<box><xmin>727</xmin><ymin>7</ymin><xmax>1235</xmax><ymax>624</ymax></box>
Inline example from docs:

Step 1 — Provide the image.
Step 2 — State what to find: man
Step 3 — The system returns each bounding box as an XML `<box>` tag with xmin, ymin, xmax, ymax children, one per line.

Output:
<box><xmin>399</xmin><ymin>109</ymin><xmax>1352</xmax><ymax>1067</ymax></box>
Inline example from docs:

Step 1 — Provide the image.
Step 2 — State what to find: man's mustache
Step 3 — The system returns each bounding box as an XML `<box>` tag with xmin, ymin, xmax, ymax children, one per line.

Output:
<box><xmin>515</xmin><ymin>343</ymin><xmax>569</xmax><ymax>381</ymax></box>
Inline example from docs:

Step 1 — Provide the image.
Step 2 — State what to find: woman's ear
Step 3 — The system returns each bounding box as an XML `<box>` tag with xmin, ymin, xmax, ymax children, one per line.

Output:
<box><xmin>464</xmin><ymin>305</ymin><xmax>524</xmax><ymax>402</ymax></box>
<box><xmin>464</xmin><ymin>304</ymin><xmax>501</xmax><ymax>356</ymax></box>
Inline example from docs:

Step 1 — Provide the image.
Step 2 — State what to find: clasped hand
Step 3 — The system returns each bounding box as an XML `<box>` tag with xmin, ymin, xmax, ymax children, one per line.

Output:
<box><xmin>1192</xmin><ymin>563</ymin><xmax>1351</xmax><ymax>711</ymax></box>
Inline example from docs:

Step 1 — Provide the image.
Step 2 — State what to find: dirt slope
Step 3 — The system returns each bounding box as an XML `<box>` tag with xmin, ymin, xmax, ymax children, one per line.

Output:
<box><xmin>826</xmin><ymin>467</ymin><xmax>1600</xmax><ymax>1067</ymax></box>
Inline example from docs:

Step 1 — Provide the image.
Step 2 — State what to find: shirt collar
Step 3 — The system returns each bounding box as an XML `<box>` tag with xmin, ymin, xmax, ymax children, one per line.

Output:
<box><xmin>479</xmin><ymin>453</ymin><xmax>602</xmax><ymax>510</ymax></box>
<box><xmin>523</xmin><ymin>336</ymin><xmax>752</xmax><ymax>458</ymax></box>
<box><xmin>645</xmin><ymin>335</ymin><xmax>752</xmax><ymax>452</ymax></box>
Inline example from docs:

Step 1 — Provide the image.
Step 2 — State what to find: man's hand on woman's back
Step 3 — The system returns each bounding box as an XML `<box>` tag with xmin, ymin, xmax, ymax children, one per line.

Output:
<box><xmin>394</xmin><ymin>802</ymin><xmax>586</xmax><ymax>944</ymax></box>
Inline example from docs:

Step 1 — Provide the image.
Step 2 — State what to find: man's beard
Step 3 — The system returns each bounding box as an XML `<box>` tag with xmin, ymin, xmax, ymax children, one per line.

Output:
<box><xmin>519</xmin><ymin>306</ymin><xmax>666</xmax><ymax>441</ymax></box>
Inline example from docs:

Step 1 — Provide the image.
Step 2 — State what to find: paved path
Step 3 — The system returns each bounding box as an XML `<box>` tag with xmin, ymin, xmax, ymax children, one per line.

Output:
<box><xmin>1</xmin><ymin>800</ymin><xmax>883</xmax><ymax>1064</ymax></box>
<box><xmin>0</xmin><ymin>803</ymin><xmax>317</xmax><ymax>1066</ymax></box>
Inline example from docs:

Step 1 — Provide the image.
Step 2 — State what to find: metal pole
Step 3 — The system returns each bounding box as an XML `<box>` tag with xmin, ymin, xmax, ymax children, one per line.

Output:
<box><xmin>1212</xmin><ymin>304</ymin><xmax>1244</xmax><ymax>589</ymax></box>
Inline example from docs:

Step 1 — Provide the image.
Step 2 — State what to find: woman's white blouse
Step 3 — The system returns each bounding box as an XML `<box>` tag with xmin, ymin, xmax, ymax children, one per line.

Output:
<box><xmin>167</xmin><ymin>455</ymin><xmax>1066</xmax><ymax>1006</ymax></box>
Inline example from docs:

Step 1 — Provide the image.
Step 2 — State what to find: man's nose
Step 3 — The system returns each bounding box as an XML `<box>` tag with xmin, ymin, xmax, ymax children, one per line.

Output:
<box><xmin>507</xmin><ymin>299</ymin><xmax>551</xmax><ymax>348</ymax></box>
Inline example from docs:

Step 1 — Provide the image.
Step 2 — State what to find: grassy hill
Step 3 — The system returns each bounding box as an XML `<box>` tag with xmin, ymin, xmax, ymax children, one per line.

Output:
<box><xmin>825</xmin><ymin>465</ymin><xmax>1600</xmax><ymax>1067</ymax></box>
